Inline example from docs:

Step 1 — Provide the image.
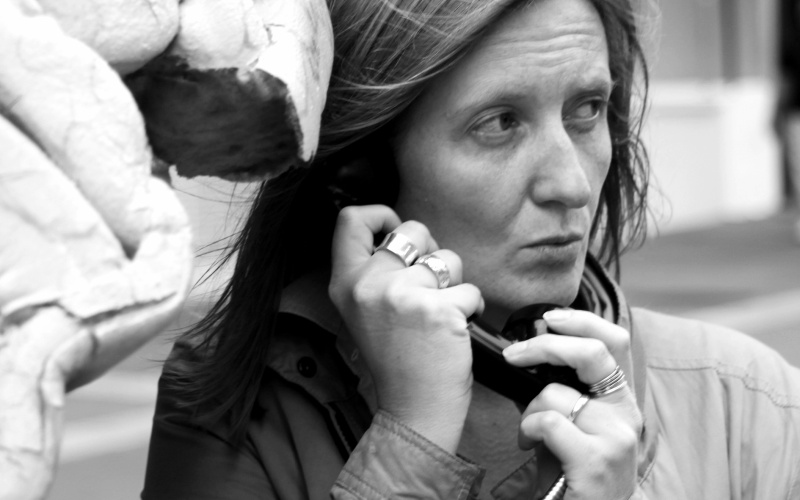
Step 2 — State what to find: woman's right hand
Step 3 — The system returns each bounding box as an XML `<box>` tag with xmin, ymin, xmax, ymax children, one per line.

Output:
<box><xmin>328</xmin><ymin>205</ymin><xmax>484</xmax><ymax>452</ymax></box>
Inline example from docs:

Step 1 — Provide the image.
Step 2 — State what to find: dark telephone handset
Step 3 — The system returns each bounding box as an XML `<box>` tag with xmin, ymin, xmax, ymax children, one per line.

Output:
<box><xmin>469</xmin><ymin>304</ymin><xmax>589</xmax><ymax>406</ymax></box>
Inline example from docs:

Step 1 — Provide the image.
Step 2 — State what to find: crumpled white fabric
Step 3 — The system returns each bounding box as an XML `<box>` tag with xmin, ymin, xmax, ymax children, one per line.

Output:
<box><xmin>0</xmin><ymin>0</ymin><xmax>332</xmax><ymax>497</ymax></box>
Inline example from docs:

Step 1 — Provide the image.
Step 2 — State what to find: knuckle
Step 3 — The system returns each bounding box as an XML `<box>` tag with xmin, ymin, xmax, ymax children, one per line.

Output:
<box><xmin>384</xmin><ymin>281</ymin><xmax>435</xmax><ymax>317</ymax></box>
<box><xmin>382</xmin><ymin>280</ymin><xmax>407</xmax><ymax>305</ymax></box>
<box><xmin>619</xmin><ymin>426</ymin><xmax>639</xmax><ymax>452</ymax></box>
<box><xmin>402</xmin><ymin>220</ymin><xmax>431</xmax><ymax>239</ymax></box>
<box><xmin>586</xmin><ymin>338</ymin><xmax>611</xmax><ymax>366</ymax></box>
<box><xmin>350</xmin><ymin>276</ymin><xmax>380</xmax><ymax>306</ymax></box>
<box><xmin>433</xmin><ymin>249</ymin><xmax>460</xmax><ymax>271</ymax></box>
<box><xmin>606</xmin><ymin>325</ymin><xmax>631</xmax><ymax>353</ymax></box>
<box><xmin>337</xmin><ymin>205</ymin><xmax>360</xmax><ymax>225</ymax></box>
<box><xmin>438</xmin><ymin>248</ymin><xmax>462</xmax><ymax>265</ymax></box>
<box><xmin>604</xmin><ymin>430</ymin><xmax>638</xmax><ymax>465</ymax></box>
<box><xmin>537</xmin><ymin>384</ymin><xmax>561</xmax><ymax>407</ymax></box>
<box><xmin>460</xmin><ymin>282</ymin><xmax>480</xmax><ymax>296</ymax></box>
<box><xmin>538</xmin><ymin>410</ymin><xmax>564</xmax><ymax>434</ymax></box>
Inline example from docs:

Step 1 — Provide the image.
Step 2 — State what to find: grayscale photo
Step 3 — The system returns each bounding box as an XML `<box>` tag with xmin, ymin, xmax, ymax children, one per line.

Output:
<box><xmin>1</xmin><ymin>1</ymin><xmax>798</xmax><ymax>499</ymax></box>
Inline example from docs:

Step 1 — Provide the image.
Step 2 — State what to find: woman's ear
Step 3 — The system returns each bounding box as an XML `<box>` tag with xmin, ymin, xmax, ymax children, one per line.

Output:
<box><xmin>325</xmin><ymin>139</ymin><xmax>399</xmax><ymax>210</ymax></box>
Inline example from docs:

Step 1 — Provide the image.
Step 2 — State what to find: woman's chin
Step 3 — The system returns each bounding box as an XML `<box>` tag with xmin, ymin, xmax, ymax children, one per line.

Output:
<box><xmin>479</xmin><ymin>281</ymin><xmax>581</xmax><ymax>331</ymax></box>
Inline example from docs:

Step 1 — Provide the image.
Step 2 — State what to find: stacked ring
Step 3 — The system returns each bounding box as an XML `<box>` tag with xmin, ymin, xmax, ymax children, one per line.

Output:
<box><xmin>415</xmin><ymin>253</ymin><xmax>450</xmax><ymax>289</ymax></box>
<box><xmin>589</xmin><ymin>365</ymin><xmax>628</xmax><ymax>397</ymax></box>
<box><xmin>374</xmin><ymin>232</ymin><xmax>419</xmax><ymax>267</ymax></box>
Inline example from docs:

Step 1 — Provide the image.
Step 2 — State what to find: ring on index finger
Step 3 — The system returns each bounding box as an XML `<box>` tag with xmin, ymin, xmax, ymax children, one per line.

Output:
<box><xmin>415</xmin><ymin>253</ymin><xmax>450</xmax><ymax>289</ymax></box>
<box><xmin>374</xmin><ymin>232</ymin><xmax>419</xmax><ymax>267</ymax></box>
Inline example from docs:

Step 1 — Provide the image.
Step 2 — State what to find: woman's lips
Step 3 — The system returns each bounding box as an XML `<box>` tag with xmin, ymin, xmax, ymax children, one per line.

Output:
<box><xmin>523</xmin><ymin>233</ymin><xmax>585</xmax><ymax>264</ymax></box>
<box><xmin>528</xmin><ymin>232</ymin><xmax>584</xmax><ymax>247</ymax></box>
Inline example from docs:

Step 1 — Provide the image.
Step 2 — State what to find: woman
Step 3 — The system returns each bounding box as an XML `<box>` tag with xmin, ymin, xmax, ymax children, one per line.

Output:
<box><xmin>142</xmin><ymin>0</ymin><xmax>800</xmax><ymax>498</ymax></box>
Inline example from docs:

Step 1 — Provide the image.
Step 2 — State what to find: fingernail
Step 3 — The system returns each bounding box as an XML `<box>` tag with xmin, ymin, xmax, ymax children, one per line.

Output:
<box><xmin>543</xmin><ymin>309</ymin><xmax>573</xmax><ymax>323</ymax></box>
<box><xmin>503</xmin><ymin>341</ymin><xmax>526</xmax><ymax>358</ymax></box>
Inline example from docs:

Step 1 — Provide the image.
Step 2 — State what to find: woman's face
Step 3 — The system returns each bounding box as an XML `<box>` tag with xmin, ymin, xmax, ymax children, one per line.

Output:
<box><xmin>393</xmin><ymin>0</ymin><xmax>612</xmax><ymax>329</ymax></box>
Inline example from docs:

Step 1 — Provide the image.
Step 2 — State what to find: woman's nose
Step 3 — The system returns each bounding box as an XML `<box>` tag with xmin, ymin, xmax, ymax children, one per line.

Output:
<box><xmin>529</xmin><ymin>125</ymin><xmax>592</xmax><ymax>209</ymax></box>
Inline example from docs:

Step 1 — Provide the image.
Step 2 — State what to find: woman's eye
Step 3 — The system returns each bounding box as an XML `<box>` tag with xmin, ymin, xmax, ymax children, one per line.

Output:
<box><xmin>471</xmin><ymin>112</ymin><xmax>519</xmax><ymax>144</ymax></box>
<box><xmin>565</xmin><ymin>98</ymin><xmax>607</xmax><ymax>131</ymax></box>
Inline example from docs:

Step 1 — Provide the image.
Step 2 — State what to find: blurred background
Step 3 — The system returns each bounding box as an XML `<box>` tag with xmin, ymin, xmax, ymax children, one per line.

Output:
<box><xmin>50</xmin><ymin>0</ymin><xmax>800</xmax><ymax>498</ymax></box>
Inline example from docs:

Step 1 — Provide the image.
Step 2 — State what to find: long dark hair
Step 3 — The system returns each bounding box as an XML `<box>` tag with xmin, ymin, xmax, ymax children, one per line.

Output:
<box><xmin>171</xmin><ymin>0</ymin><xmax>651</xmax><ymax>440</ymax></box>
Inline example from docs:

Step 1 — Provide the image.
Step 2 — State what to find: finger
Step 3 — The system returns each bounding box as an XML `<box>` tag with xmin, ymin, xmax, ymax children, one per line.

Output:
<box><xmin>520</xmin><ymin>383</ymin><xmax>584</xmax><ymax>423</ymax></box>
<box><xmin>518</xmin><ymin>387</ymin><xmax>641</xmax><ymax>451</ymax></box>
<box><xmin>543</xmin><ymin>309</ymin><xmax>634</xmax><ymax>389</ymax></box>
<box><xmin>502</xmin><ymin>334</ymin><xmax>618</xmax><ymax>387</ymax></box>
<box><xmin>406</xmin><ymin>249</ymin><xmax>463</xmax><ymax>288</ymax></box>
<box><xmin>518</xmin><ymin>410</ymin><xmax>588</xmax><ymax>453</ymax></box>
<box><xmin>370</xmin><ymin>220</ymin><xmax>439</xmax><ymax>270</ymax></box>
<box><xmin>331</xmin><ymin>205</ymin><xmax>402</xmax><ymax>275</ymax></box>
<box><xmin>436</xmin><ymin>284</ymin><xmax>484</xmax><ymax>321</ymax></box>
<box><xmin>519</xmin><ymin>405</ymin><xmax>641</xmax><ymax>461</ymax></box>
<box><xmin>521</xmin><ymin>383</ymin><xmax>639</xmax><ymax>437</ymax></box>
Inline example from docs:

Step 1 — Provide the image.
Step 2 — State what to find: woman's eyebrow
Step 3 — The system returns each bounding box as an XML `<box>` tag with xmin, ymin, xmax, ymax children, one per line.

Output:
<box><xmin>445</xmin><ymin>86</ymin><xmax>532</xmax><ymax>121</ymax></box>
<box><xmin>445</xmin><ymin>71</ymin><xmax>613</xmax><ymax>121</ymax></box>
<box><xmin>571</xmin><ymin>74</ymin><xmax>614</xmax><ymax>97</ymax></box>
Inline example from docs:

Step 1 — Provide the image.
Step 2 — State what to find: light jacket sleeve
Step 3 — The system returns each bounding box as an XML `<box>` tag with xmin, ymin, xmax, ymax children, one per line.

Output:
<box><xmin>332</xmin><ymin>411</ymin><xmax>484</xmax><ymax>499</ymax></box>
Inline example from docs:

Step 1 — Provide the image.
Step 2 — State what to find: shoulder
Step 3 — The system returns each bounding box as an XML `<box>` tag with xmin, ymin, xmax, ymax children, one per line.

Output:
<box><xmin>633</xmin><ymin>309</ymin><xmax>800</xmax><ymax>500</ymax></box>
<box><xmin>632</xmin><ymin>307</ymin><xmax>778</xmax><ymax>361</ymax></box>
<box><xmin>632</xmin><ymin>307</ymin><xmax>800</xmax><ymax>409</ymax></box>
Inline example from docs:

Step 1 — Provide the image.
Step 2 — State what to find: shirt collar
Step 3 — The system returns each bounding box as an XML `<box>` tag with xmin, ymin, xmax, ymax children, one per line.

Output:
<box><xmin>278</xmin><ymin>268</ymin><xmax>379</xmax><ymax>412</ymax></box>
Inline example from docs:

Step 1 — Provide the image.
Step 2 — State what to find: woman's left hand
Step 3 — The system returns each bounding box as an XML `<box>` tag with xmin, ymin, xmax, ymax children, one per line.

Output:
<box><xmin>502</xmin><ymin>309</ymin><xmax>642</xmax><ymax>500</ymax></box>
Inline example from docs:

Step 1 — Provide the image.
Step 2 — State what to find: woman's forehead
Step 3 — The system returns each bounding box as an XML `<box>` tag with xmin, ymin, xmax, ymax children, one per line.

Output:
<box><xmin>423</xmin><ymin>0</ymin><xmax>611</xmax><ymax>118</ymax></box>
<box><xmin>481</xmin><ymin>0</ymin><xmax>608</xmax><ymax>56</ymax></box>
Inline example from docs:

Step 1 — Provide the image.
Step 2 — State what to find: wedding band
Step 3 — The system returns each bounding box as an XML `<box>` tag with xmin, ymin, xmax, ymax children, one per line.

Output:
<box><xmin>589</xmin><ymin>365</ymin><xmax>628</xmax><ymax>397</ymax></box>
<box><xmin>374</xmin><ymin>232</ymin><xmax>419</xmax><ymax>267</ymax></box>
<box><xmin>415</xmin><ymin>253</ymin><xmax>450</xmax><ymax>289</ymax></box>
<box><xmin>568</xmin><ymin>394</ymin><xmax>590</xmax><ymax>423</ymax></box>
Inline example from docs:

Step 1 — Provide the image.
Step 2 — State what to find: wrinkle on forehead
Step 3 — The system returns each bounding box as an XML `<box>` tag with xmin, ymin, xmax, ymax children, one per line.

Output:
<box><xmin>418</xmin><ymin>0</ymin><xmax>611</xmax><ymax>122</ymax></box>
<box><xmin>481</xmin><ymin>0</ymin><xmax>608</xmax><ymax>67</ymax></box>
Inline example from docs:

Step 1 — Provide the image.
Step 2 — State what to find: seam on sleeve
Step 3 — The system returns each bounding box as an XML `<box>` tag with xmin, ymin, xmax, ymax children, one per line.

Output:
<box><xmin>647</xmin><ymin>360</ymin><xmax>800</xmax><ymax>410</ymax></box>
<box><xmin>334</xmin><ymin>469</ymin><xmax>389</xmax><ymax>500</ymax></box>
<box><xmin>374</xmin><ymin>411</ymin><xmax>482</xmax><ymax>482</ymax></box>
<box><xmin>379</xmin><ymin>420</ymin><xmax>465</xmax><ymax>478</ymax></box>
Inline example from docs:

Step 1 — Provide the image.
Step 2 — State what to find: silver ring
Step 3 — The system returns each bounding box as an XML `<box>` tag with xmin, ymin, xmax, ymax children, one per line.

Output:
<box><xmin>374</xmin><ymin>232</ymin><xmax>419</xmax><ymax>267</ymax></box>
<box><xmin>568</xmin><ymin>394</ymin><xmax>590</xmax><ymax>423</ymax></box>
<box><xmin>588</xmin><ymin>365</ymin><xmax>628</xmax><ymax>397</ymax></box>
<box><xmin>415</xmin><ymin>253</ymin><xmax>450</xmax><ymax>289</ymax></box>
